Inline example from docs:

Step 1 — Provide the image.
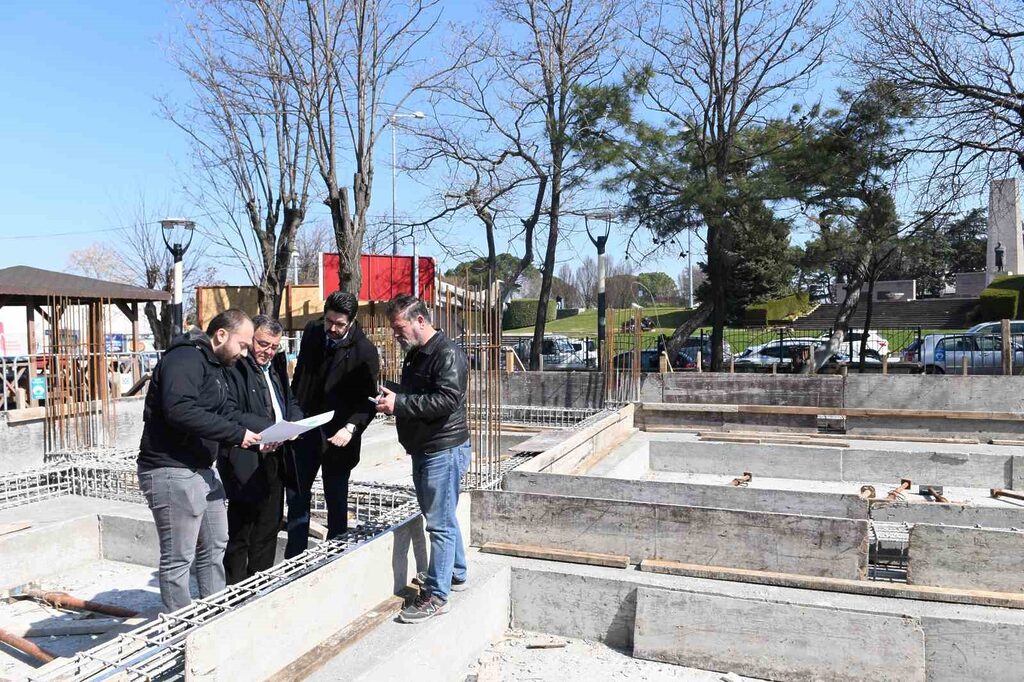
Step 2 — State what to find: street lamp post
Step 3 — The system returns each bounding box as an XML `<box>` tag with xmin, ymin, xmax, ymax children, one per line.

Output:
<box><xmin>159</xmin><ymin>218</ymin><xmax>196</xmax><ymax>337</ymax></box>
<box><xmin>585</xmin><ymin>211</ymin><xmax>615</xmax><ymax>370</ymax></box>
<box><xmin>390</xmin><ymin>110</ymin><xmax>426</xmax><ymax>295</ymax></box>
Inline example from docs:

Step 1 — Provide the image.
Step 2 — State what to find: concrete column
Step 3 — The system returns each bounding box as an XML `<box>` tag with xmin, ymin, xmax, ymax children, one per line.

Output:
<box><xmin>986</xmin><ymin>178</ymin><xmax>1023</xmax><ymax>282</ymax></box>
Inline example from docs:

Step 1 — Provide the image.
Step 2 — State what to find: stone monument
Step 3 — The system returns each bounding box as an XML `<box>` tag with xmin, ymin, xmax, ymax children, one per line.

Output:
<box><xmin>986</xmin><ymin>178</ymin><xmax>1024</xmax><ymax>282</ymax></box>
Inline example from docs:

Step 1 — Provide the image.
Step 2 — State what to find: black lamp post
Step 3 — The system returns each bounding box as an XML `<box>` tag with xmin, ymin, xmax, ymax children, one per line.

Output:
<box><xmin>585</xmin><ymin>211</ymin><xmax>615</xmax><ymax>369</ymax></box>
<box><xmin>160</xmin><ymin>218</ymin><xmax>196</xmax><ymax>336</ymax></box>
<box><xmin>996</xmin><ymin>241</ymin><xmax>1005</xmax><ymax>272</ymax></box>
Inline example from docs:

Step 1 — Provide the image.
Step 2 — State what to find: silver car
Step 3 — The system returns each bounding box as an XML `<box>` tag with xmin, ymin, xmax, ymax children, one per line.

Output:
<box><xmin>912</xmin><ymin>333</ymin><xmax>1024</xmax><ymax>374</ymax></box>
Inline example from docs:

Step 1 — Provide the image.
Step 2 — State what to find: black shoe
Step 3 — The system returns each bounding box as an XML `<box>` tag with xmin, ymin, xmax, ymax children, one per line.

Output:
<box><xmin>451</xmin><ymin>575</ymin><xmax>468</xmax><ymax>592</ymax></box>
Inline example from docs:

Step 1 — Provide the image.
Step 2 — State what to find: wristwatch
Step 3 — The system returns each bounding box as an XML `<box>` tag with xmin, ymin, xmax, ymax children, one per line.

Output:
<box><xmin>345</xmin><ymin>423</ymin><xmax>356</xmax><ymax>434</ymax></box>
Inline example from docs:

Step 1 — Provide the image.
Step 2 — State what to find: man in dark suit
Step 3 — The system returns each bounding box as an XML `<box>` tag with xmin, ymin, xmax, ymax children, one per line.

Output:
<box><xmin>218</xmin><ymin>315</ymin><xmax>303</xmax><ymax>584</ymax></box>
<box><xmin>287</xmin><ymin>291</ymin><xmax>380</xmax><ymax>557</ymax></box>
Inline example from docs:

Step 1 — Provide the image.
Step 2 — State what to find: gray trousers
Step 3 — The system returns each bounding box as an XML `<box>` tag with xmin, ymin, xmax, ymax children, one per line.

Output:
<box><xmin>138</xmin><ymin>466</ymin><xmax>229</xmax><ymax>612</ymax></box>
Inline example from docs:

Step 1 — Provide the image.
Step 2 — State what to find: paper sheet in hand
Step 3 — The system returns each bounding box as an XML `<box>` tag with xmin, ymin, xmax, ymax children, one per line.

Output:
<box><xmin>259</xmin><ymin>411</ymin><xmax>334</xmax><ymax>442</ymax></box>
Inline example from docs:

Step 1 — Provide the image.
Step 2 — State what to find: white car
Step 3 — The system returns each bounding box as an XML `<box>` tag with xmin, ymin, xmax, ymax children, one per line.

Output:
<box><xmin>966</xmin><ymin>321</ymin><xmax>1024</xmax><ymax>336</ymax></box>
<box><xmin>816</xmin><ymin>329</ymin><xmax>889</xmax><ymax>358</ymax></box>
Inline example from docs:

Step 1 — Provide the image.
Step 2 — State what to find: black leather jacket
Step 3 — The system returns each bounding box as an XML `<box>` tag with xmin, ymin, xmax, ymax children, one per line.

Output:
<box><xmin>394</xmin><ymin>330</ymin><xmax>469</xmax><ymax>455</ymax></box>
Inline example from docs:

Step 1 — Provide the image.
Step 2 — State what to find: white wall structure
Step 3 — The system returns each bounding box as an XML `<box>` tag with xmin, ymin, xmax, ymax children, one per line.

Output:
<box><xmin>986</xmin><ymin>178</ymin><xmax>1024</xmax><ymax>282</ymax></box>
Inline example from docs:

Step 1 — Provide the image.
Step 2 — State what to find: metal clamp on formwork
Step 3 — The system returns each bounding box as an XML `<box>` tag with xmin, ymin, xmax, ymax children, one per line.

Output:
<box><xmin>730</xmin><ymin>471</ymin><xmax>753</xmax><ymax>487</ymax></box>
<box><xmin>885</xmin><ymin>478</ymin><xmax>912</xmax><ymax>501</ymax></box>
<box><xmin>921</xmin><ymin>485</ymin><xmax>949</xmax><ymax>503</ymax></box>
<box><xmin>859</xmin><ymin>485</ymin><xmax>876</xmax><ymax>500</ymax></box>
<box><xmin>991</xmin><ymin>488</ymin><xmax>1024</xmax><ymax>503</ymax></box>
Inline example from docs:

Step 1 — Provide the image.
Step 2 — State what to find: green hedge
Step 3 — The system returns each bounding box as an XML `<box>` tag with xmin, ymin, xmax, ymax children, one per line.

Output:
<box><xmin>502</xmin><ymin>298</ymin><xmax>556</xmax><ymax>330</ymax></box>
<box><xmin>744</xmin><ymin>292</ymin><xmax>811</xmax><ymax>325</ymax></box>
<box><xmin>978</xmin><ymin>275</ymin><xmax>1024</xmax><ymax>321</ymax></box>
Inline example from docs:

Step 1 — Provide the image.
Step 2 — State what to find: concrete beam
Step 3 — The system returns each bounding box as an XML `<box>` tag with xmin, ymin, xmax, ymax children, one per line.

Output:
<box><xmin>503</xmin><ymin>470</ymin><xmax>869</xmax><ymax>520</ymax></box>
<box><xmin>633</xmin><ymin>587</ymin><xmax>926</xmax><ymax>682</ymax></box>
<box><xmin>472</xmin><ymin>490</ymin><xmax>868</xmax><ymax>579</ymax></box>
<box><xmin>99</xmin><ymin>514</ymin><xmax>160</xmax><ymax>567</ymax></box>
<box><xmin>870</xmin><ymin>500</ymin><xmax>1024</xmax><ymax>529</ymax></box>
<box><xmin>0</xmin><ymin>515</ymin><xmax>99</xmax><ymax>590</ymax></box>
<box><xmin>923</xmin><ymin>617</ymin><xmax>1024</xmax><ymax>682</ymax></box>
<box><xmin>516</xmin><ymin>404</ymin><xmax>635</xmax><ymax>476</ymax></box>
<box><xmin>647</xmin><ymin>439</ymin><xmax>844</xmax><ymax>481</ymax></box>
<box><xmin>661</xmin><ymin>373</ymin><xmax>844</xmax><ymax>408</ymax></box>
<box><xmin>843</xmin><ymin>449</ymin><xmax>1013</xmax><ymax>488</ymax></box>
<box><xmin>909</xmin><ymin>524</ymin><xmax>1024</xmax><ymax>592</ymax></box>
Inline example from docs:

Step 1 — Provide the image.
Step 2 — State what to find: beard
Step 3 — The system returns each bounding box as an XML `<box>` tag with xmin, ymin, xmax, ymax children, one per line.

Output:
<box><xmin>214</xmin><ymin>347</ymin><xmax>239</xmax><ymax>366</ymax></box>
<box><xmin>398</xmin><ymin>337</ymin><xmax>420</xmax><ymax>352</ymax></box>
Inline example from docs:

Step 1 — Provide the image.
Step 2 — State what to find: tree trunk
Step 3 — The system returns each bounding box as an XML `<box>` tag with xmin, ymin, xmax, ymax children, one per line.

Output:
<box><xmin>530</xmin><ymin>181</ymin><xmax>561</xmax><ymax>371</ymax></box>
<box><xmin>808</xmin><ymin>271</ymin><xmax>866</xmax><ymax>372</ymax></box>
<box><xmin>146</xmin><ymin>301</ymin><xmax>174</xmax><ymax>351</ymax></box>
<box><xmin>328</xmin><ymin>186</ymin><xmax>362</xmax><ymax>295</ymax></box>
<box><xmin>706</xmin><ymin>216</ymin><xmax>732</xmax><ymax>371</ymax></box>
<box><xmin>858</xmin><ymin>277</ymin><xmax>877</xmax><ymax>372</ymax></box>
<box><xmin>664</xmin><ymin>304</ymin><xmax>712</xmax><ymax>357</ymax></box>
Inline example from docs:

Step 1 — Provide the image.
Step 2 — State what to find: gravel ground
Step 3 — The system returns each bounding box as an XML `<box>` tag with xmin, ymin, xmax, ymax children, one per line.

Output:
<box><xmin>462</xmin><ymin>630</ymin><xmax>761</xmax><ymax>682</ymax></box>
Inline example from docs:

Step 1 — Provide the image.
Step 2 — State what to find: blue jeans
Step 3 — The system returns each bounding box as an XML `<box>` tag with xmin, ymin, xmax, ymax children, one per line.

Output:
<box><xmin>285</xmin><ymin>431</ymin><xmax>352</xmax><ymax>559</ymax></box>
<box><xmin>412</xmin><ymin>441</ymin><xmax>471</xmax><ymax>601</ymax></box>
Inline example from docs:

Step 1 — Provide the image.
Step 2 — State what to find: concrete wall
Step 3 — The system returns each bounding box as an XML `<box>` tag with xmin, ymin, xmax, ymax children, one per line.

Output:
<box><xmin>845</xmin><ymin>375</ymin><xmax>1024</xmax><ymax>413</ymax></box>
<box><xmin>909</xmin><ymin>524</ymin><xmax>1024</xmax><ymax>592</ymax></box>
<box><xmin>184</xmin><ymin>493</ymin><xmax>470</xmax><ymax>681</ymax></box>
<box><xmin>0</xmin><ymin>516</ymin><xmax>100</xmax><ymax>590</ymax></box>
<box><xmin>503</xmin><ymin>470</ymin><xmax>869</xmax><ymax>520</ymax></box>
<box><xmin>517</xmin><ymin>405</ymin><xmax>635</xmax><ymax>475</ymax></box>
<box><xmin>660</xmin><ymin>374</ymin><xmax>844</xmax><ymax>407</ymax></box>
<box><xmin>0</xmin><ymin>397</ymin><xmax>147</xmax><ymax>473</ymax></box>
<box><xmin>987</xmin><ymin>178</ymin><xmax>1023</xmax><ymax>279</ymax></box>
<box><xmin>648</xmin><ymin>437</ymin><xmax>1017</xmax><ymax>488</ymax></box>
<box><xmin>501</xmin><ymin>372</ymin><xmax>606</xmax><ymax>409</ymax></box>
<box><xmin>472</xmin><ymin>490</ymin><xmax>868</xmax><ymax>579</ymax></box>
<box><xmin>634</xmin><ymin>586</ymin><xmax>926</xmax><ymax>682</ymax></box>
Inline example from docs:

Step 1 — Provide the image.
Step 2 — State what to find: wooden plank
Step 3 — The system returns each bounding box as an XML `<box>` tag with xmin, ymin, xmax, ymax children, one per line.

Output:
<box><xmin>269</xmin><ymin>594</ymin><xmax>407</xmax><ymax>682</ymax></box>
<box><xmin>0</xmin><ymin>521</ymin><xmax>32</xmax><ymax>537</ymax></box>
<box><xmin>990</xmin><ymin>439</ymin><xmax>1024</xmax><ymax>446</ymax></box>
<box><xmin>640</xmin><ymin>559</ymin><xmax>1024</xmax><ymax>610</ymax></box>
<box><xmin>480</xmin><ymin>541</ymin><xmax>629</xmax><ymax>569</ymax></box>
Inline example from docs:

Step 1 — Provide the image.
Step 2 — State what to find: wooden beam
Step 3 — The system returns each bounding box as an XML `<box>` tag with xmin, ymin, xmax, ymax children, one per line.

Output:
<box><xmin>32</xmin><ymin>305</ymin><xmax>50</xmax><ymax>324</ymax></box>
<box><xmin>115</xmin><ymin>301</ymin><xmax>137</xmax><ymax>322</ymax></box>
<box><xmin>640</xmin><ymin>558</ymin><xmax>1024</xmax><ymax>610</ymax></box>
<box><xmin>481</xmin><ymin>541</ymin><xmax>630</xmax><ymax>569</ymax></box>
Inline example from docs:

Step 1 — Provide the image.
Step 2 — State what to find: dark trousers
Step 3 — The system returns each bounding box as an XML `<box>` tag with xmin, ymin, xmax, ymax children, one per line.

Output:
<box><xmin>224</xmin><ymin>456</ymin><xmax>284</xmax><ymax>584</ymax></box>
<box><xmin>285</xmin><ymin>431</ymin><xmax>354</xmax><ymax>558</ymax></box>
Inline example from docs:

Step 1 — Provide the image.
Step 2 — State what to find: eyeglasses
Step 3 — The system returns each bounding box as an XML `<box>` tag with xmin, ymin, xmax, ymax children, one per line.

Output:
<box><xmin>253</xmin><ymin>337</ymin><xmax>282</xmax><ymax>352</ymax></box>
<box><xmin>325</xmin><ymin>316</ymin><xmax>350</xmax><ymax>330</ymax></box>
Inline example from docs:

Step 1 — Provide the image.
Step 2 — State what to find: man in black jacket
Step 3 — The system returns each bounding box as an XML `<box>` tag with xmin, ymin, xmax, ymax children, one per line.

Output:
<box><xmin>219</xmin><ymin>315</ymin><xmax>303</xmax><ymax>584</ymax></box>
<box><xmin>287</xmin><ymin>291</ymin><xmax>380</xmax><ymax>556</ymax></box>
<box><xmin>138</xmin><ymin>309</ymin><xmax>261</xmax><ymax>612</ymax></box>
<box><xmin>377</xmin><ymin>294</ymin><xmax>470</xmax><ymax>624</ymax></box>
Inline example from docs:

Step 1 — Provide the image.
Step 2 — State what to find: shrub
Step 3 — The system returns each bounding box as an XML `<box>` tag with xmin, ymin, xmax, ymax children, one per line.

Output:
<box><xmin>502</xmin><ymin>299</ymin><xmax>556</xmax><ymax>329</ymax></box>
<box><xmin>976</xmin><ymin>275</ymin><xmax>1024</xmax><ymax>321</ymax></box>
<box><xmin>744</xmin><ymin>292</ymin><xmax>812</xmax><ymax>325</ymax></box>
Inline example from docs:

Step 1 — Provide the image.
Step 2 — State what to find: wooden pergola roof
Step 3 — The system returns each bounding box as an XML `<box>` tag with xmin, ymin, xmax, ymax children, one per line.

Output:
<box><xmin>0</xmin><ymin>266</ymin><xmax>171</xmax><ymax>306</ymax></box>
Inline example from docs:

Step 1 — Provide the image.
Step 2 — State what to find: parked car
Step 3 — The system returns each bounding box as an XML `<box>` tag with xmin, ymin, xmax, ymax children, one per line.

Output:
<box><xmin>966</xmin><ymin>321</ymin><xmax>1024</xmax><ymax>336</ymax></box>
<box><xmin>680</xmin><ymin>337</ymin><xmax>733</xmax><ymax>367</ymax></box>
<box><xmin>910</xmin><ymin>333</ymin><xmax>1024</xmax><ymax>374</ymax></box>
<box><xmin>816</xmin><ymin>329</ymin><xmax>890</xmax><ymax>357</ymax></box>
<box><xmin>611</xmin><ymin>349</ymin><xmax>662</xmax><ymax>371</ymax></box>
<box><xmin>735</xmin><ymin>338</ymin><xmax>847</xmax><ymax>368</ymax></box>
<box><xmin>509</xmin><ymin>335</ymin><xmax>588</xmax><ymax>370</ymax></box>
<box><xmin>568</xmin><ymin>338</ymin><xmax>598</xmax><ymax>368</ymax></box>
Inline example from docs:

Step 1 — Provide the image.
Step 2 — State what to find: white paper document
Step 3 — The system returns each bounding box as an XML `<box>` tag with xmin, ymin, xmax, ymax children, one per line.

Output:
<box><xmin>259</xmin><ymin>411</ymin><xmax>334</xmax><ymax>443</ymax></box>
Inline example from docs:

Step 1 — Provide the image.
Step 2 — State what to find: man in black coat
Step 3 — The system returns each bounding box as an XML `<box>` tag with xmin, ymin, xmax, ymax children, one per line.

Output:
<box><xmin>138</xmin><ymin>309</ymin><xmax>261</xmax><ymax>612</ymax></box>
<box><xmin>287</xmin><ymin>291</ymin><xmax>380</xmax><ymax>557</ymax></box>
<box><xmin>218</xmin><ymin>315</ymin><xmax>303</xmax><ymax>584</ymax></box>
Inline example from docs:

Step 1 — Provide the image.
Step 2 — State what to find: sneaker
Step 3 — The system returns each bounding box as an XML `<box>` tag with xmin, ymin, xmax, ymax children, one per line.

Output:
<box><xmin>398</xmin><ymin>593</ymin><xmax>449</xmax><ymax>624</ymax></box>
<box><xmin>412</xmin><ymin>572</ymin><xmax>468</xmax><ymax>592</ymax></box>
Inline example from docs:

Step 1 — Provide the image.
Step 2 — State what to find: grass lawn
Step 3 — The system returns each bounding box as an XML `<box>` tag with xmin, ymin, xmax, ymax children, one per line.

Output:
<box><xmin>503</xmin><ymin>305</ymin><xmax>695</xmax><ymax>337</ymax></box>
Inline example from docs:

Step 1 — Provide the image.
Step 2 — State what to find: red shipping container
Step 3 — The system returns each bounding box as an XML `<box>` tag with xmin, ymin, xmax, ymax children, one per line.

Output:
<box><xmin>320</xmin><ymin>253</ymin><xmax>435</xmax><ymax>303</ymax></box>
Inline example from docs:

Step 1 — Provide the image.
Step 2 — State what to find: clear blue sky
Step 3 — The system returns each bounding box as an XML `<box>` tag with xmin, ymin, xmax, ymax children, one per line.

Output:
<box><xmin>0</xmin><ymin>0</ymin><xmax>876</xmax><ymax>289</ymax></box>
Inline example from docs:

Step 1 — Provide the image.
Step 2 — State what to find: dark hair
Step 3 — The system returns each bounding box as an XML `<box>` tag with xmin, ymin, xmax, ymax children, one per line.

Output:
<box><xmin>252</xmin><ymin>314</ymin><xmax>284</xmax><ymax>336</ymax></box>
<box><xmin>386</xmin><ymin>294</ymin><xmax>431</xmax><ymax>323</ymax></box>
<box><xmin>206</xmin><ymin>309</ymin><xmax>251</xmax><ymax>337</ymax></box>
<box><xmin>324</xmin><ymin>291</ymin><xmax>358</xmax><ymax>319</ymax></box>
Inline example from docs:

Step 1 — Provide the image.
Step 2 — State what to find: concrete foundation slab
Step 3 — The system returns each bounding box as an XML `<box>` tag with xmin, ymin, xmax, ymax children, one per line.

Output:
<box><xmin>909</xmin><ymin>524</ymin><xmax>1024</xmax><ymax>592</ymax></box>
<box><xmin>633</xmin><ymin>587</ymin><xmax>927</xmax><ymax>682</ymax></box>
<box><xmin>1</xmin><ymin>516</ymin><xmax>99</xmax><ymax>590</ymax></box>
<box><xmin>473</xmin><ymin>490</ymin><xmax>868</xmax><ymax>579</ymax></box>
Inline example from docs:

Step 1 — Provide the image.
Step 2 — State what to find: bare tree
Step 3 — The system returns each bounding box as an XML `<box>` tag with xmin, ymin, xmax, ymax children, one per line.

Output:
<box><xmin>67</xmin><ymin>199</ymin><xmax>218</xmax><ymax>349</ymax></box>
<box><xmin>166</xmin><ymin>0</ymin><xmax>312</xmax><ymax>317</ymax></box>
<box><xmin>574</xmin><ymin>257</ymin><xmax>598</xmax><ymax>308</ymax></box>
<box><xmin>855</xmin><ymin>0</ymin><xmax>1024</xmax><ymax>185</ymax></box>
<box><xmin>263</xmin><ymin>0</ymin><xmax>447</xmax><ymax>294</ymax></box>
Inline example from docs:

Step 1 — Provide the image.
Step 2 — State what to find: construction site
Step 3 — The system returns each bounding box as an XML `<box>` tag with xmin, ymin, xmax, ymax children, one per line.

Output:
<box><xmin>1</xmin><ymin>270</ymin><xmax>1024</xmax><ymax>681</ymax></box>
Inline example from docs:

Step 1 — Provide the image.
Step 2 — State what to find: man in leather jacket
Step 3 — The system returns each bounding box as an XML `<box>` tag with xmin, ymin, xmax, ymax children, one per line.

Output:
<box><xmin>218</xmin><ymin>315</ymin><xmax>303</xmax><ymax>584</ymax></box>
<box><xmin>288</xmin><ymin>291</ymin><xmax>380</xmax><ymax>556</ymax></box>
<box><xmin>376</xmin><ymin>294</ymin><xmax>470</xmax><ymax>624</ymax></box>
